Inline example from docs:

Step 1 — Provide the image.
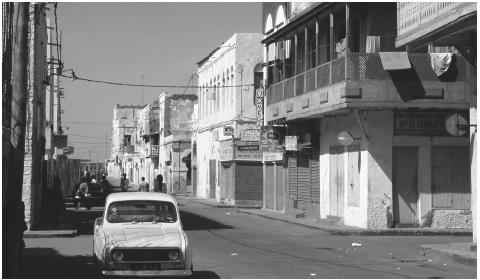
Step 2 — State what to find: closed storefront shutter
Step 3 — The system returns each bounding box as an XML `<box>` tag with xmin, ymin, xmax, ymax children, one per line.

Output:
<box><xmin>297</xmin><ymin>150</ymin><xmax>311</xmax><ymax>209</ymax></box>
<box><xmin>310</xmin><ymin>149</ymin><xmax>320</xmax><ymax>203</ymax></box>
<box><xmin>288</xmin><ymin>153</ymin><xmax>298</xmax><ymax>200</ymax></box>
<box><xmin>235</xmin><ymin>162</ymin><xmax>263</xmax><ymax>202</ymax></box>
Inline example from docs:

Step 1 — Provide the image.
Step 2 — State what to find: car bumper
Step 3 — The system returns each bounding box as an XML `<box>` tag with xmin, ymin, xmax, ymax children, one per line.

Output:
<box><xmin>102</xmin><ymin>269</ymin><xmax>192</xmax><ymax>277</ymax></box>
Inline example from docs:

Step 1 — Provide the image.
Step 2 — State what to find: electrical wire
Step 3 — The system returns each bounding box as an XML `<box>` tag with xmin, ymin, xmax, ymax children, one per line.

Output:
<box><xmin>59</xmin><ymin>72</ymin><xmax>253</xmax><ymax>89</ymax></box>
<box><xmin>68</xmin><ymin>133</ymin><xmax>107</xmax><ymax>139</ymax></box>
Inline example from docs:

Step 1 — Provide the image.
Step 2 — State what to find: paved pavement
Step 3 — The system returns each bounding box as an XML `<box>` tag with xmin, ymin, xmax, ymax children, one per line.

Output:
<box><xmin>20</xmin><ymin>197</ymin><xmax>476</xmax><ymax>278</ymax></box>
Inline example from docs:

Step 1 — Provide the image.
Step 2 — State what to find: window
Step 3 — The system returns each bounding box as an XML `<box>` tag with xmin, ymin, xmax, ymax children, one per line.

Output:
<box><xmin>266</xmin><ymin>43</ymin><xmax>275</xmax><ymax>86</ymax></box>
<box><xmin>285</xmin><ymin>32</ymin><xmax>295</xmax><ymax>79</ymax></box>
<box><xmin>306</xmin><ymin>20</ymin><xmax>317</xmax><ymax>70</ymax></box>
<box><xmin>296</xmin><ymin>27</ymin><xmax>305</xmax><ymax>74</ymax></box>
<box><xmin>317</xmin><ymin>17</ymin><xmax>330</xmax><ymax>65</ymax></box>
<box><xmin>273</xmin><ymin>40</ymin><xmax>284</xmax><ymax>84</ymax></box>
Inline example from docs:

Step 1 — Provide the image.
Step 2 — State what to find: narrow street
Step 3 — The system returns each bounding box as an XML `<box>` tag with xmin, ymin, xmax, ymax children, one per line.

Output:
<box><xmin>20</xmin><ymin>198</ymin><xmax>476</xmax><ymax>279</ymax></box>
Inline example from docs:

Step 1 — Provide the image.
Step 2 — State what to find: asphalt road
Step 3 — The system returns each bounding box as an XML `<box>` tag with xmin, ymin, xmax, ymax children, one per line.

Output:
<box><xmin>20</xmin><ymin>199</ymin><xmax>476</xmax><ymax>279</ymax></box>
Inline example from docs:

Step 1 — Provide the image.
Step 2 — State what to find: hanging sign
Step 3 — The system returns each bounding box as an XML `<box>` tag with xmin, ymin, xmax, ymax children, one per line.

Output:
<box><xmin>223</xmin><ymin>126</ymin><xmax>234</xmax><ymax>137</ymax></box>
<box><xmin>260</xmin><ymin>126</ymin><xmax>285</xmax><ymax>152</ymax></box>
<box><xmin>285</xmin><ymin>136</ymin><xmax>298</xmax><ymax>151</ymax></box>
<box><xmin>255</xmin><ymin>89</ymin><xmax>264</xmax><ymax>127</ymax></box>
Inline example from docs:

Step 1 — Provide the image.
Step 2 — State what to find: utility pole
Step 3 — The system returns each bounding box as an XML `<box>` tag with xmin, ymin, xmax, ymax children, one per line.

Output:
<box><xmin>5</xmin><ymin>3</ymin><xmax>30</xmax><ymax>278</ymax></box>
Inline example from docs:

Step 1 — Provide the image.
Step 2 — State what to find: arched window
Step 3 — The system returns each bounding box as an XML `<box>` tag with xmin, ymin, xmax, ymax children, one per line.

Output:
<box><xmin>265</xmin><ymin>14</ymin><xmax>273</xmax><ymax>34</ymax></box>
<box><xmin>275</xmin><ymin>5</ymin><xmax>286</xmax><ymax>27</ymax></box>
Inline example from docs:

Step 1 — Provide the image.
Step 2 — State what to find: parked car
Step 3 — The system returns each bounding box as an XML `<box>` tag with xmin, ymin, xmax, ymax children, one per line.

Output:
<box><xmin>71</xmin><ymin>182</ymin><xmax>109</xmax><ymax>209</ymax></box>
<box><xmin>93</xmin><ymin>192</ymin><xmax>193</xmax><ymax>277</ymax></box>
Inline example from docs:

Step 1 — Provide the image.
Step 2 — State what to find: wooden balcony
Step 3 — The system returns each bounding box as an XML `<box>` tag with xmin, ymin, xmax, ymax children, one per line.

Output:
<box><xmin>265</xmin><ymin>52</ymin><xmax>471</xmax><ymax>123</ymax></box>
<box><xmin>396</xmin><ymin>2</ymin><xmax>476</xmax><ymax>48</ymax></box>
<box><xmin>147</xmin><ymin>145</ymin><xmax>159</xmax><ymax>157</ymax></box>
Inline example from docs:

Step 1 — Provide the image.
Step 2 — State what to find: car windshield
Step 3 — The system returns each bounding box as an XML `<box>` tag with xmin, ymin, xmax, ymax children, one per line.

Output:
<box><xmin>106</xmin><ymin>200</ymin><xmax>177</xmax><ymax>223</ymax></box>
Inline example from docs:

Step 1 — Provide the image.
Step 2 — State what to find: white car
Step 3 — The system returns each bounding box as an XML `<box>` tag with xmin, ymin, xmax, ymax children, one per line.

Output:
<box><xmin>93</xmin><ymin>192</ymin><xmax>193</xmax><ymax>277</ymax></box>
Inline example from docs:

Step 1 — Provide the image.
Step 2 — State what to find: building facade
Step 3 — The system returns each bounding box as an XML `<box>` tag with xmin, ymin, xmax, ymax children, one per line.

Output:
<box><xmin>195</xmin><ymin>33</ymin><xmax>264</xmax><ymax>206</ymax></box>
<box><xmin>108</xmin><ymin>104</ymin><xmax>145</xmax><ymax>180</ymax></box>
<box><xmin>261</xmin><ymin>2</ymin><xmax>474</xmax><ymax>229</ymax></box>
<box><xmin>394</xmin><ymin>2</ymin><xmax>476</xmax><ymax>238</ymax></box>
<box><xmin>158</xmin><ymin>93</ymin><xmax>196</xmax><ymax>194</ymax></box>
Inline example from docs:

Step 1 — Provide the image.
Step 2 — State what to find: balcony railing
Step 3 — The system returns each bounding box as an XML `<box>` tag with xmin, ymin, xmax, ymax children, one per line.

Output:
<box><xmin>148</xmin><ymin>145</ymin><xmax>159</xmax><ymax>157</ymax></box>
<box><xmin>397</xmin><ymin>2</ymin><xmax>463</xmax><ymax>36</ymax></box>
<box><xmin>266</xmin><ymin>53</ymin><xmax>467</xmax><ymax>105</ymax></box>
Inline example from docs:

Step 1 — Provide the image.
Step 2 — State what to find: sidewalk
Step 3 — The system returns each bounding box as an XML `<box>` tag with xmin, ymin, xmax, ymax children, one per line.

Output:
<box><xmin>24</xmin><ymin>207</ymin><xmax>78</xmax><ymax>238</ymax></box>
<box><xmin>421</xmin><ymin>242</ymin><xmax>477</xmax><ymax>267</ymax></box>
<box><xmin>176</xmin><ymin>196</ymin><xmax>473</xmax><ymax>237</ymax></box>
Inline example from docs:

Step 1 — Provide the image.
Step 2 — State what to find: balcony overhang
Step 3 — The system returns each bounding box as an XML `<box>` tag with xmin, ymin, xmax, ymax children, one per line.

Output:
<box><xmin>396</xmin><ymin>3</ymin><xmax>476</xmax><ymax>49</ymax></box>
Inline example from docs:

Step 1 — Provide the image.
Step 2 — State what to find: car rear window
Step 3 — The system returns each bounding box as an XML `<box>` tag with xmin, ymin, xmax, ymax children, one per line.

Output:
<box><xmin>107</xmin><ymin>200</ymin><xmax>177</xmax><ymax>223</ymax></box>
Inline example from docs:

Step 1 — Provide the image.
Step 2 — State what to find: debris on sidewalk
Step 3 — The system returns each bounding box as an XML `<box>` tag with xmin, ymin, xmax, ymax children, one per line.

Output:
<box><xmin>352</xmin><ymin>242</ymin><xmax>362</xmax><ymax>247</ymax></box>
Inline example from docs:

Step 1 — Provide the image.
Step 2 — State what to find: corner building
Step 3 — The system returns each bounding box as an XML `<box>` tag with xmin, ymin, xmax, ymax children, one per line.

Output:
<box><xmin>262</xmin><ymin>3</ymin><xmax>474</xmax><ymax>229</ymax></box>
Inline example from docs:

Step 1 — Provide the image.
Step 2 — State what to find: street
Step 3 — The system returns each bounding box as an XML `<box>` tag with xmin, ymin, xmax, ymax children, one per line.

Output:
<box><xmin>20</xmin><ymin>199</ymin><xmax>476</xmax><ymax>279</ymax></box>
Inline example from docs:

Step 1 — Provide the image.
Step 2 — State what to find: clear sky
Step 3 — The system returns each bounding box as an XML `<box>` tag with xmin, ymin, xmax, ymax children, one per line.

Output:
<box><xmin>59</xmin><ymin>2</ymin><xmax>261</xmax><ymax>162</ymax></box>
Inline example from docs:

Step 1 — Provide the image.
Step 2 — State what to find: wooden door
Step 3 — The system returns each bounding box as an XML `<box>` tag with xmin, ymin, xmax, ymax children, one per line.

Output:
<box><xmin>393</xmin><ymin>147</ymin><xmax>418</xmax><ymax>227</ymax></box>
<box><xmin>432</xmin><ymin>146</ymin><xmax>470</xmax><ymax>209</ymax></box>
<box><xmin>329</xmin><ymin>146</ymin><xmax>344</xmax><ymax>217</ymax></box>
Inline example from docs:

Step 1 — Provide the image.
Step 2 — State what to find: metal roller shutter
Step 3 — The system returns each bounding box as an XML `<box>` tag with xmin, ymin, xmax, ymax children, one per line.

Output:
<box><xmin>310</xmin><ymin>149</ymin><xmax>320</xmax><ymax>203</ymax></box>
<box><xmin>288</xmin><ymin>154</ymin><xmax>298</xmax><ymax>200</ymax></box>
<box><xmin>297</xmin><ymin>150</ymin><xmax>311</xmax><ymax>209</ymax></box>
<box><xmin>235</xmin><ymin>162</ymin><xmax>263</xmax><ymax>201</ymax></box>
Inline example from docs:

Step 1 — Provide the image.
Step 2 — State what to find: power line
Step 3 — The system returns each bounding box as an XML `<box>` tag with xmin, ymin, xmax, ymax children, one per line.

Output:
<box><xmin>59</xmin><ymin>72</ymin><xmax>253</xmax><ymax>89</ymax></box>
<box><xmin>68</xmin><ymin>133</ymin><xmax>106</xmax><ymax>139</ymax></box>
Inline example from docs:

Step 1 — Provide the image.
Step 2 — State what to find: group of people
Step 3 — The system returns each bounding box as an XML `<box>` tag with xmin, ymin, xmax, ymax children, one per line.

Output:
<box><xmin>120</xmin><ymin>173</ymin><xmax>165</xmax><ymax>193</ymax></box>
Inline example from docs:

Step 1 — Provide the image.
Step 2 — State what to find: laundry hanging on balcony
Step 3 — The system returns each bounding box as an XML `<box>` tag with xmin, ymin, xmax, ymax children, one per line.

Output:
<box><xmin>379</xmin><ymin>52</ymin><xmax>411</xmax><ymax>70</ymax></box>
<box><xmin>430</xmin><ymin>53</ymin><xmax>452</xmax><ymax>76</ymax></box>
<box><xmin>365</xmin><ymin>36</ymin><xmax>381</xmax><ymax>53</ymax></box>
<box><xmin>335</xmin><ymin>38</ymin><xmax>346</xmax><ymax>57</ymax></box>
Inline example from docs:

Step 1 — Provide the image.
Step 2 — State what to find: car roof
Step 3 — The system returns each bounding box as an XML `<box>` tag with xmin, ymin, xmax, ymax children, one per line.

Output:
<box><xmin>106</xmin><ymin>192</ymin><xmax>177</xmax><ymax>205</ymax></box>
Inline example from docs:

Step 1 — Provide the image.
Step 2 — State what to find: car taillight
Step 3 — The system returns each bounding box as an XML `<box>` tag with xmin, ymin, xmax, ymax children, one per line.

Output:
<box><xmin>168</xmin><ymin>250</ymin><xmax>180</xmax><ymax>261</ymax></box>
<box><xmin>112</xmin><ymin>250</ymin><xmax>124</xmax><ymax>261</ymax></box>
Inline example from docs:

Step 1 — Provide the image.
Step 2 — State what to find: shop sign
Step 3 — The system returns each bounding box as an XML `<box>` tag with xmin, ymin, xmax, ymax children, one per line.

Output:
<box><xmin>240</xmin><ymin>129</ymin><xmax>261</xmax><ymax>142</ymax></box>
<box><xmin>263</xmin><ymin>152</ymin><xmax>283</xmax><ymax>162</ymax></box>
<box><xmin>285</xmin><ymin>136</ymin><xmax>298</xmax><ymax>151</ymax></box>
<box><xmin>260</xmin><ymin>126</ymin><xmax>285</xmax><ymax>152</ymax></box>
<box><xmin>255</xmin><ymin>89</ymin><xmax>264</xmax><ymax>127</ymax></box>
<box><xmin>63</xmin><ymin>145</ymin><xmax>74</xmax><ymax>155</ymax></box>
<box><xmin>394</xmin><ymin>110</ymin><xmax>469</xmax><ymax>137</ymax></box>
<box><xmin>219</xmin><ymin>140</ymin><xmax>262</xmax><ymax>161</ymax></box>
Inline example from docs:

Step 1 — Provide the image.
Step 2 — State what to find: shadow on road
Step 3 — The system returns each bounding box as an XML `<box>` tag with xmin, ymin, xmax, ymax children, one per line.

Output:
<box><xmin>192</xmin><ymin>271</ymin><xmax>221</xmax><ymax>278</ymax></box>
<box><xmin>73</xmin><ymin>208</ymin><xmax>104</xmax><ymax>235</ymax></box>
<box><xmin>180</xmin><ymin>210</ymin><xmax>233</xmax><ymax>231</ymax></box>
<box><xmin>19</xmin><ymin>248</ymin><xmax>99</xmax><ymax>278</ymax></box>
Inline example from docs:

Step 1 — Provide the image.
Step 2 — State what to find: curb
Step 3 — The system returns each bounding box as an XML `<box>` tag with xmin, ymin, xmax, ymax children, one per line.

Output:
<box><xmin>236</xmin><ymin>209</ymin><xmax>473</xmax><ymax>236</ymax></box>
<box><xmin>421</xmin><ymin>245</ymin><xmax>477</xmax><ymax>267</ymax></box>
<box><xmin>24</xmin><ymin>230</ymin><xmax>78</xmax><ymax>238</ymax></box>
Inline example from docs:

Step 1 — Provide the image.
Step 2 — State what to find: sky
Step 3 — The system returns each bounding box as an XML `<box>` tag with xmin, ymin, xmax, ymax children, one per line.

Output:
<box><xmin>58</xmin><ymin>2</ymin><xmax>262</xmax><ymax>162</ymax></box>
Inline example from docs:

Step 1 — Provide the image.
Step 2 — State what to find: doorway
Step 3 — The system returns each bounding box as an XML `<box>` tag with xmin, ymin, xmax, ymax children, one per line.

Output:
<box><xmin>393</xmin><ymin>147</ymin><xmax>418</xmax><ymax>227</ymax></box>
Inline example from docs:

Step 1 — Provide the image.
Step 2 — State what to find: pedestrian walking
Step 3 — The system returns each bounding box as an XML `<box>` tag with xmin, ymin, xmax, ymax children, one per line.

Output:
<box><xmin>156</xmin><ymin>174</ymin><xmax>164</xmax><ymax>193</ymax></box>
<box><xmin>120</xmin><ymin>173</ymin><xmax>129</xmax><ymax>192</ymax></box>
<box><xmin>139</xmin><ymin>177</ymin><xmax>150</xmax><ymax>192</ymax></box>
<box><xmin>77</xmin><ymin>177</ymin><xmax>89</xmax><ymax>209</ymax></box>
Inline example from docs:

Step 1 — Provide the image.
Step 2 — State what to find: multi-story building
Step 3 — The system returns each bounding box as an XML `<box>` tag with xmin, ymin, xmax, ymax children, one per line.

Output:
<box><xmin>195</xmin><ymin>33</ymin><xmax>264</xmax><ymax>206</ymax></box>
<box><xmin>394</xmin><ymin>2</ymin><xmax>476</xmax><ymax>239</ymax></box>
<box><xmin>261</xmin><ymin>2</ymin><xmax>474</xmax><ymax>229</ymax></box>
<box><xmin>158</xmin><ymin>92</ymin><xmax>196</xmax><ymax>194</ymax></box>
<box><xmin>108</xmin><ymin>104</ymin><xmax>144</xmax><ymax>180</ymax></box>
<box><xmin>133</xmin><ymin>101</ymin><xmax>160</xmax><ymax>186</ymax></box>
